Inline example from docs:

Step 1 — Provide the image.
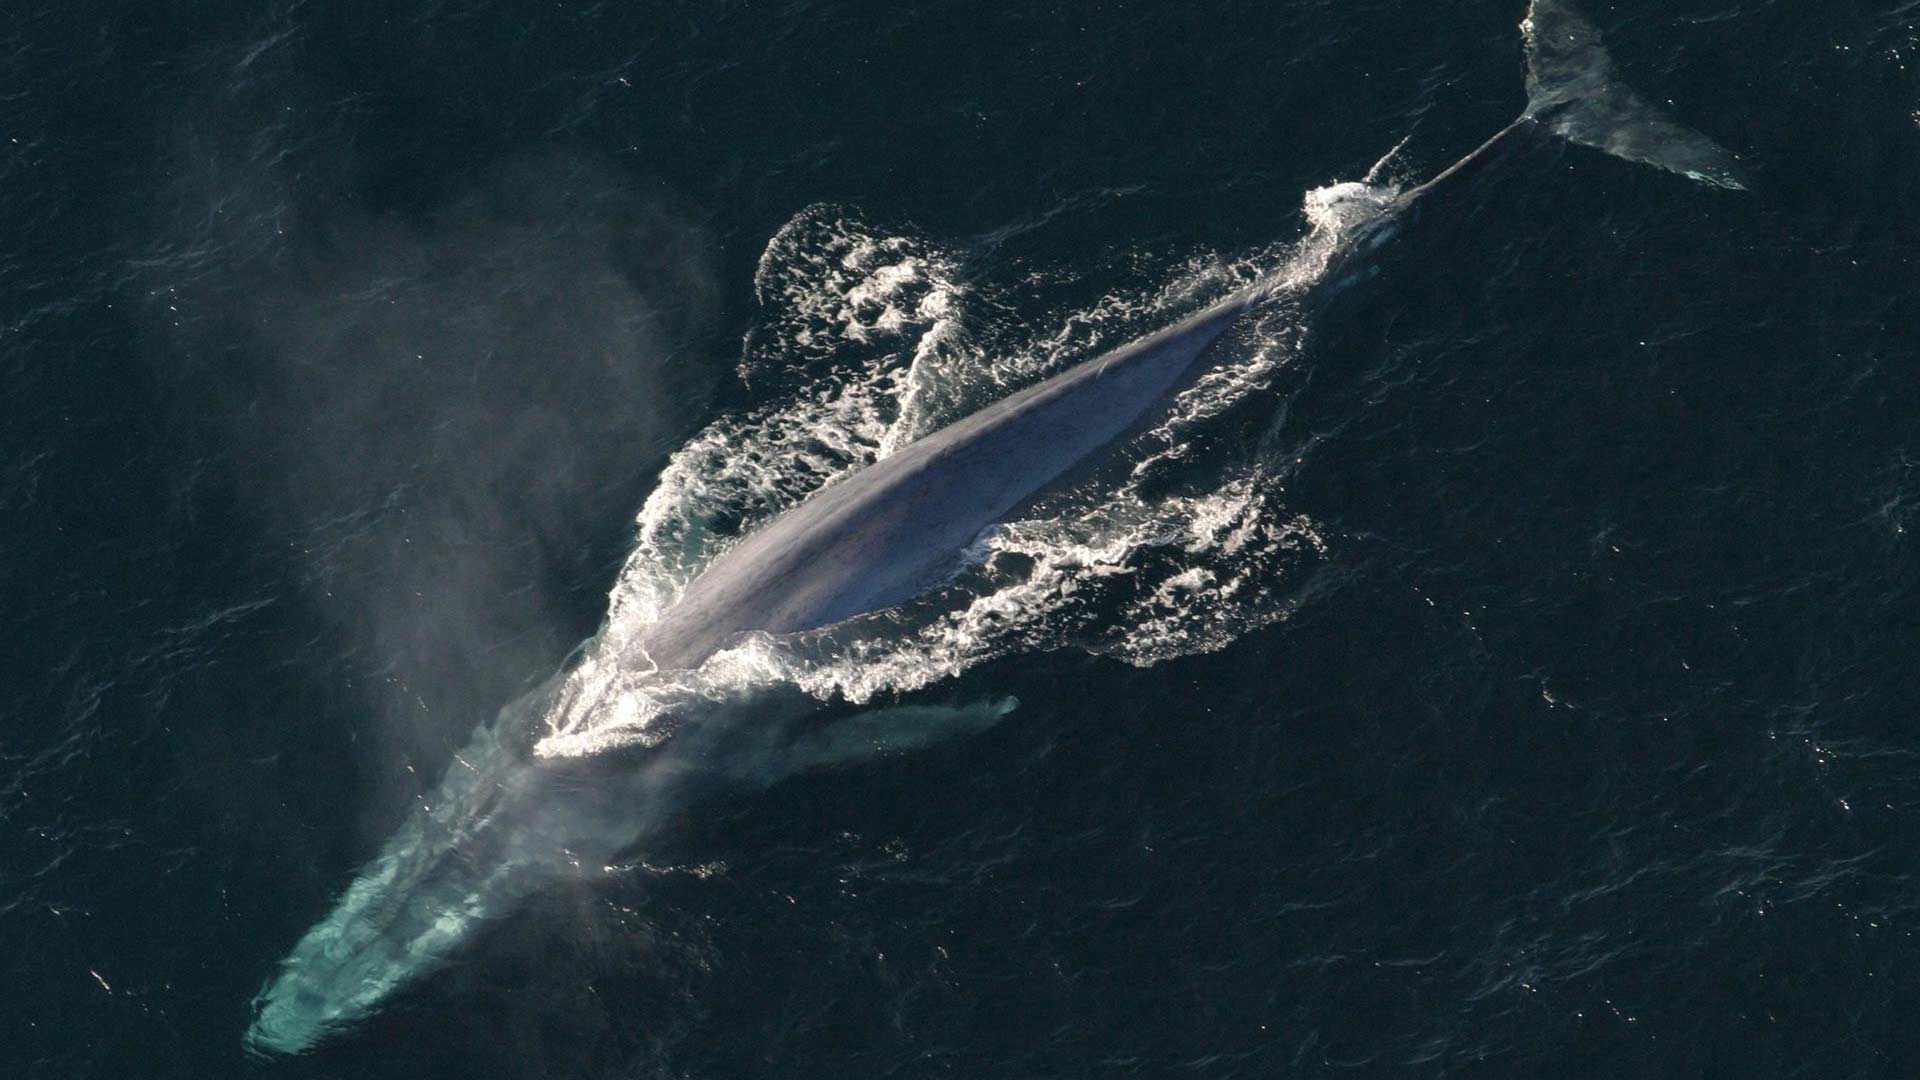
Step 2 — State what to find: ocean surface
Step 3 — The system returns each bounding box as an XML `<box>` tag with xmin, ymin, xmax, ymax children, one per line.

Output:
<box><xmin>5</xmin><ymin>1</ymin><xmax>1920</xmax><ymax>1076</ymax></box>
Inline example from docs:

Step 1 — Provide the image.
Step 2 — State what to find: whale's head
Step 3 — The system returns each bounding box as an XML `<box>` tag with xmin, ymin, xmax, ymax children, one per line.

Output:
<box><xmin>244</xmin><ymin>660</ymin><xmax>1005</xmax><ymax>1055</ymax></box>
<box><xmin>244</xmin><ymin>711</ymin><xmax>665</xmax><ymax>1057</ymax></box>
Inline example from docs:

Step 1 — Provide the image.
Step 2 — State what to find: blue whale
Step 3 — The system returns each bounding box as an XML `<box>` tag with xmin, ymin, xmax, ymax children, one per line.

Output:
<box><xmin>246</xmin><ymin>0</ymin><xmax>1746</xmax><ymax>1055</ymax></box>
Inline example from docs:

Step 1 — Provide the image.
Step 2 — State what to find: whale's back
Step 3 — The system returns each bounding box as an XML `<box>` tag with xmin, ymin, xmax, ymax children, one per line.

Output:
<box><xmin>637</xmin><ymin>295</ymin><xmax>1252</xmax><ymax>670</ymax></box>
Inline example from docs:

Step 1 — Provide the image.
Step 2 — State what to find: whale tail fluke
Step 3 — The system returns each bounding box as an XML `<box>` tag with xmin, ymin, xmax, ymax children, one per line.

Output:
<box><xmin>1521</xmin><ymin>0</ymin><xmax>1751</xmax><ymax>190</ymax></box>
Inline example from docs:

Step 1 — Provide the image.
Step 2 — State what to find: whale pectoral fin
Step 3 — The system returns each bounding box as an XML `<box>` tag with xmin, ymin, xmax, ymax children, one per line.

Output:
<box><xmin>779</xmin><ymin>697</ymin><xmax>1020</xmax><ymax>774</ymax></box>
<box><xmin>1522</xmin><ymin>0</ymin><xmax>1751</xmax><ymax>190</ymax></box>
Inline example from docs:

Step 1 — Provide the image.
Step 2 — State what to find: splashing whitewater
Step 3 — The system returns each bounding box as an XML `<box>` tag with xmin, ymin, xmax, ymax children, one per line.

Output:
<box><xmin>535</xmin><ymin>179</ymin><xmax>1395</xmax><ymax>758</ymax></box>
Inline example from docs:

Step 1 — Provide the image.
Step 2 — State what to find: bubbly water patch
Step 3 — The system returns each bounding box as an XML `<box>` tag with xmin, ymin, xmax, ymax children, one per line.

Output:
<box><xmin>749</xmin><ymin>205</ymin><xmax>956</xmax><ymax>364</ymax></box>
<box><xmin>742</xmin><ymin>203</ymin><xmax>983</xmax><ymax>455</ymax></box>
<box><xmin>534</xmin><ymin>179</ymin><xmax>1393</xmax><ymax>758</ymax></box>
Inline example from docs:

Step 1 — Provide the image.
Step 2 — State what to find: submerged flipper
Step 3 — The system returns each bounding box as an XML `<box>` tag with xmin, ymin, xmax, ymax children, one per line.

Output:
<box><xmin>1521</xmin><ymin>0</ymin><xmax>1750</xmax><ymax>190</ymax></box>
<box><xmin>781</xmin><ymin>697</ymin><xmax>1020</xmax><ymax>772</ymax></box>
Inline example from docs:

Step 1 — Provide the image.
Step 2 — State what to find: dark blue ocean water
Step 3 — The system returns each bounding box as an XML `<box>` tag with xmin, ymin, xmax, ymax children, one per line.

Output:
<box><xmin>6</xmin><ymin>1</ymin><xmax>1920</xmax><ymax>1076</ymax></box>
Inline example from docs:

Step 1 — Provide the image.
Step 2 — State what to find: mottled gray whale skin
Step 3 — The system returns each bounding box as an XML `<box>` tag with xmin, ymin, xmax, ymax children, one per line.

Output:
<box><xmin>638</xmin><ymin>295</ymin><xmax>1256</xmax><ymax>670</ymax></box>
